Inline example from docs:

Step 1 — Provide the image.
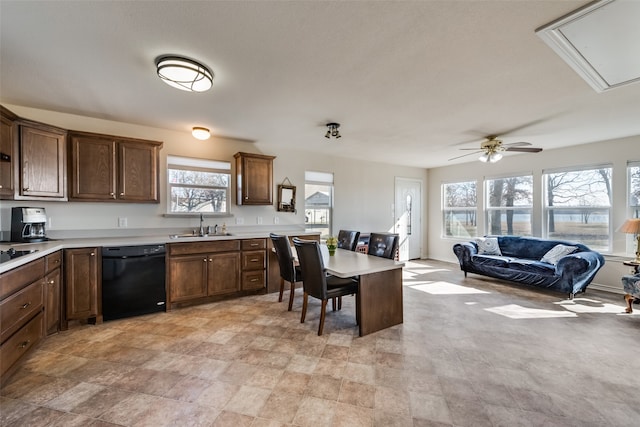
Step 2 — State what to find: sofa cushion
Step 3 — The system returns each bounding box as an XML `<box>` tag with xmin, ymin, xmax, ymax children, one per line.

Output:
<box><xmin>475</xmin><ymin>237</ymin><xmax>502</xmax><ymax>255</ymax></box>
<box><xmin>471</xmin><ymin>254</ymin><xmax>511</xmax><ymax>268</ymax></box>
<box><xmin>541</xmin><ymin>244</ymin><xmax>578</xmax><ymax>265</ymax></box>
<box><xmin>507</xmin><ymin>259</ymin><xmax>556</xmax><ymax>275</ymax></box>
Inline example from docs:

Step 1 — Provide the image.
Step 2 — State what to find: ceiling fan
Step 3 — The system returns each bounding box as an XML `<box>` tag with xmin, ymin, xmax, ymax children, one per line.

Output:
<box><xmin>449</xmin><ymin>135</ymin><xmax>543</xmax><ymax>163</ymax></box>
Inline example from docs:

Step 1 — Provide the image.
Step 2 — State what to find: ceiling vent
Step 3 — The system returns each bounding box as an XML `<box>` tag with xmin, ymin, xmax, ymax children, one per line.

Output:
<box><xmin>536</xmin><ymin>0</ymin><xmax>640</xmax><ymax>92</ymax></box>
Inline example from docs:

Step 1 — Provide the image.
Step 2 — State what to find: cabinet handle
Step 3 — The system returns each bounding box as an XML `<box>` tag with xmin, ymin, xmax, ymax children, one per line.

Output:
<box><xmin>49</xmin><ymin>279</ymin><xmax>55</xmax><ymax>284</ymax></box>
<box><xmin>23</xmin><ymin>187</ymin><xmax>30</xmax><ymax>191</ymax></box>
<box><xmin>0</xmin><ymin>184</ymin><xmax>2</xmax><ymax>189</ymax></box>
<box><xmin>250</xmin><ymin>278</ymin><xmax>258</xmax><ymax>282</ymax></box>
<box><xmin>203</xmin><ymin>258</ymin><xmax>207</xmax><ymax>262</ymax></box>
<box><xmin>251</xmin><ymin>243</ymin><xmax>258</xmax><ymax>247</ymax></box>
<box><xmin>209</xmin><ymin>258</ymin><xmax>213</xmax><ymax>262</ymax></box>
<box><xmin>250</xmin><ymin>258</ymin><xmax>259</xmax><ymax>262</ymax></box>
<box><xmin>120</xmin><ymin>192</ymin><xmax>124</xmax><ymax>196</ymax></box>
<box><xmin>21</xmin><ymin>302</ymin><xmax>31</xmax><ymax>309</ymax></box>
<box><xmin>109</xmin><ymin>192</ymin><xmax>116</xmax><ymax>199</ymax></box>
<box><xmin>90</xmin><ymin>253</ymin><xmax>95</xmax><ymax>256</ymax></box>
<box><xmin>19</xmin><ymin>340</ymin><xmax>31</xmax><ymax>349</ymax></box>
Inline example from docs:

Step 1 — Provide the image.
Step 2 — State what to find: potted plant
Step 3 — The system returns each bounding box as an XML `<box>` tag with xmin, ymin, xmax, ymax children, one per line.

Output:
<box><xmin>326</xmin><ymin>236</ymin><xmax>338</xmax><ymax>256</ymax></box>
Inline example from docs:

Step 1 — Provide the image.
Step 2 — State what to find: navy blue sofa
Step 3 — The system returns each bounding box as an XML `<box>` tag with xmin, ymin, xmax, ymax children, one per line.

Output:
<box><xmin>453</xmin><ymin>236</ymin><xmax>605</xmax><ymax>297</ymax></box>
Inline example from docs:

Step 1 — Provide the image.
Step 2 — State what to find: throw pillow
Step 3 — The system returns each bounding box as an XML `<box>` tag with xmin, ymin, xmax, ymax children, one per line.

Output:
<box><xmin>475</xmin><ymin>237</ymin><xmax>502</xmax><ymax>255</ymax></box>
<box><xmin>541</xmin><ymin>244</ymin><xmax>578</xmax><ymax>265</ymax></box>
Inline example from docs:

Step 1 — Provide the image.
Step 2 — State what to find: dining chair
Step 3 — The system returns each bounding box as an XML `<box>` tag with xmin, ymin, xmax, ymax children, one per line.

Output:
<box><xmin>337</xmin><ymin>230</ymin><xmax>360</xmax><ymax>251</ymax></box>
<box><xmin>367</xmin><ymin>232</ymin><xmax>400</xmax><ymax>260</ymax></box>
<box><xmin>270</xmin><ymin>233</ymin><xmax>302</xmax><ymax>311</ymax></box>
<box><xmin>292</xmin><ymin>238</ymin><xmax>360</xmax><ymax>336</ymax></box>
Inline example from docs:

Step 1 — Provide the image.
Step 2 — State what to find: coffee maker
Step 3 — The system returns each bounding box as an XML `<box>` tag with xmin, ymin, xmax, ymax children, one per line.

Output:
<box><xmin>11</xmin><ymin>207</ymin><xmax>49</xmax><ymax>243</ymax></box>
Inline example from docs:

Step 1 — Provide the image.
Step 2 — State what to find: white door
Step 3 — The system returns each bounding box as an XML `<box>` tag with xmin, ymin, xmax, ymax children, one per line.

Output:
<box><xmin>395</xmin><ymin>177</ymin><xmax>422</xmax><ymax>261</ymax></box>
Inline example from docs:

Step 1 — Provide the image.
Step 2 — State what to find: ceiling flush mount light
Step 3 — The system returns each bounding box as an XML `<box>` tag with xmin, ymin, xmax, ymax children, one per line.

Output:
<box><xmin>325</xmin><ymin>122</ymin><xmax>341</xmax><ymax>139</ymax></box>
<box><xmin>192</xmin><ymin>127</ymin><xmax>211</xmax><ymax>140</ymax></box>
<box><xmin>618</xmin><ymin>218</ymin><xmax>640</xmax><ymax>263</ymax></box>
<box><xmin>156</xmin><ymin>55</ymin><xmax>213</xmax><ymax>92</ymax></box>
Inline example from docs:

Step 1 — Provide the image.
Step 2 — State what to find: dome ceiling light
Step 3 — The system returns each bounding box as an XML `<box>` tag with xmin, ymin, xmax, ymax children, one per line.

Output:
<box><xmin>155</xmin><ymin>55</ymin><xmax>213</xmax><ymax>92</ymax></box>
<box><xmin>192</xmin><ymin>127</ymin><xmax>211</xmax><ymax>140</ymax></box>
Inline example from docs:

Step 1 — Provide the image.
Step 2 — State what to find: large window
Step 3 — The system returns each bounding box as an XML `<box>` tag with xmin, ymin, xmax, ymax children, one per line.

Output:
<box><xmin>486</xmin><ymin>175</ymin><xmax>533</xmax><ymax>236</ymax></box>
<box><xmin>544</xmin><ymin>165</ymin><xmax>612</xmax><ymax>251</ymax></box>
<box><xmin>443</xmin><ymin>180</ymin><xmax>477</xmax><ymax>238</ymax></box>
<box><xmin>167</xmin><ymin>155</ymin><xmax>231</xmax><ymax>214</ymax></box>
<box><xmin>305</xmin><ymin>171</ymin><xmax>333</xmax><ymax>238</ymax></box>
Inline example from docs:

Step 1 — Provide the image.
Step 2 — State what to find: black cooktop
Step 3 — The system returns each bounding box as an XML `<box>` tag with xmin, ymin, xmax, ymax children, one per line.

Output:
<box><xmin>0</xmin><ymin>248</ymin><xmax>39</xmax><ymax>264</ymax></box>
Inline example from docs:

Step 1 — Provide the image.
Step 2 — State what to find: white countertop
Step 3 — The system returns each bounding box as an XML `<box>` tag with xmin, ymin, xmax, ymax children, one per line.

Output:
<box><xmin>0</xmin><ymin>231</ymin><xmax>320</xmax><ymax>273</ymax></box>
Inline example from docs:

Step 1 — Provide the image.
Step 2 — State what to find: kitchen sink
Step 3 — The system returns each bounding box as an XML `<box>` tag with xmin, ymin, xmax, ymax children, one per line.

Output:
<box><xmin>169</xmin><ymin>233</ymin><xmax>233</xmax><ymax>239</ymax></box>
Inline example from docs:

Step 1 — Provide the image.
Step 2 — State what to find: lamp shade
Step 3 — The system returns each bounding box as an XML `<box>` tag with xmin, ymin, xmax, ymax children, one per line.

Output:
<box><xmin>618</xmin><ymin>218</ymin><xmax>640</xmax><ymax>234</ymax></box>
<box><xmin>156</xmin><ymin>56</ymin><xmax>213</xmax><ymax>92</ymax></box>
<box><xmin>192</xmin><ymin>127</ymin><xmax>211</xmax><ymax>140</ymax></box>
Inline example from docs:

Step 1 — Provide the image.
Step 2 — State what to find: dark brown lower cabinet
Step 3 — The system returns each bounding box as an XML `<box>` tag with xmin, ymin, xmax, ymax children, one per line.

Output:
<box><xmin>64</xmin><ymin>247</ymin><xmax>101</xmax><ymax>324</ymax></box>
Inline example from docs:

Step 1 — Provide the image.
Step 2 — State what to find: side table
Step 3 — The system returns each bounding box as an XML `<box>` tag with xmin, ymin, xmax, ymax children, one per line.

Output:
<box><xmin>622</xmin><ymin>261</ymin><xmax>640</xmax><ymax>313</ymax></box>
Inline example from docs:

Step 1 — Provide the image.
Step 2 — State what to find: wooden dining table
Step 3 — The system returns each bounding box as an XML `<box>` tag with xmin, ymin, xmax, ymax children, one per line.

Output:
<box><xmin>292</xmin><ymin>245</ymin><xmax>405</xmax><ymax>336</ymax></box>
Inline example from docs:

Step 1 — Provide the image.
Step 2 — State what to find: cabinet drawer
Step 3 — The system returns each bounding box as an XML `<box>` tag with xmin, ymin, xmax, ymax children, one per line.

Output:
<box><xmin>241</xmin><ymin>239</ymin><xmax>266</xmax><ymax>250</ymax></box>
<box><xmin>1</xmin><ymin>279</ymin><xmax>44</xmax><ymax>343</ymax></box>
<box><xmin>45</xmin><ymin>251</ymin><xmax>62</xmax><ymax>273</ymax></box>
<box><xmin>0</xmin><ymin>258</ymin><xmax>45</xmax><ymax>300</ymax></box>
<box><xmin>242</xmin><ymin>270</ymin><xmax>265</xmax><ymax>290</ymax></box>
<box><xmin>242</xmin><ymin>250</ymin><xmax>265</xmax><ymax>270</ymax></box>
<box><xmin>169</xmin><ymin>240</ymin><xmax>240</xmax><ymax>256</ymax></box>
<box><xmin>0</xmin><ymin>311</ymin><xmax>43</xmax><ymax>378</ymax></box>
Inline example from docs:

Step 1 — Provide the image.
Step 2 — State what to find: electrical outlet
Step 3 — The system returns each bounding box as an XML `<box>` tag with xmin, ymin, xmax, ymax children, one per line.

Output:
<box><xmin>48</xmin><ymin>217</ymin><xmax>53</xmax><ymax>229</ymax></box>
<box><xmin>274</xmin><ymin>217</ymin><xmax>279</xmax><ymax>224</ymax></box>
<box><xmin>236</xmin><ymin>217</ymin><xmax>244</xmax><ymax>225</ymax></box>
<box><xmin>257</xmin><ymin>217</ymin><xmax>263</xmax><ymax>225</ymax></box>
<box><xmin>118</xmin><ymin>217</ymin><xmax>128</xmax><ymax>227</ymax></box>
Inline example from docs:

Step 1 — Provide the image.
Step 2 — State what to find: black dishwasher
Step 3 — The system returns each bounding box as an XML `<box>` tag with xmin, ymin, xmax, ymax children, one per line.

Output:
<box><xmin>102</xmin><ymin>244</ymin><xmax>166</xmax><ymax>321</ymax></box>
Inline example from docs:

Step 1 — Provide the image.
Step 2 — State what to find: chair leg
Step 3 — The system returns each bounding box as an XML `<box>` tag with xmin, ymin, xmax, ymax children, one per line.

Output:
<box><xmin>318</xmin><ymin>299</ymin><xmax>327</xmax><ymax>336</ymax></box>
<box><xmin>288</xmin><ymin>280</ymin><xmax>296</xmax><ymax>311</ymax></box>
<box><xmin>338</xmin><ymin>296</ymin><xmax>342</xmax><ymax>310</ymax></box>
<box><xmin>278</xmin><ymin>277</ymin><xmax>285</xmax><ymax>302</ymax></box>
<box><xmin>331</xmin><ymin>297</ymin><xmax>336</xmax><ymax>311</ymax></box>
<box><xmin>301</xmin><ymin>292</ymin><xmax>308</xmax><ymax>323</ymax></box>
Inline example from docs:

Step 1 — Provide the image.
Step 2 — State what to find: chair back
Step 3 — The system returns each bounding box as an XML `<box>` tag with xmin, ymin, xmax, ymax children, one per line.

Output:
<box><xmin>367</xmin><ymin>232</ymin><xmax>399</xmax><ymax>259</ymax></box>
<box><xmin>337</xmin><ymin>230</ymin><xmax>360</xmax><ymax>251</ymax></box>
<box><xmin>293</xmin><ymin>238</ymin><xmax>327</xmax><ymax>300</ymax></box>
<box><xmin>270</xmin><ymin>233</ymin><xmax>298</xmax><ymax>283</ymax></box>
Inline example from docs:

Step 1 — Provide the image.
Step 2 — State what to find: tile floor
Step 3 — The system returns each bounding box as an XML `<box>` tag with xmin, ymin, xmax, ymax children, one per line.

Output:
<box><xmin>1</xmin><ymin>259</ymin><xmax>639</xmax><ymax>427</ymax></box>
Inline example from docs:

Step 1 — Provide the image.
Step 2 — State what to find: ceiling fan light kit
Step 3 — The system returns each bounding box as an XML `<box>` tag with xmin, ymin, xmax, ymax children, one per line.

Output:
<box><xmin>449</xmin><ymin>135</ymin><xmax>543</xmax><ymax>163</ymax></box>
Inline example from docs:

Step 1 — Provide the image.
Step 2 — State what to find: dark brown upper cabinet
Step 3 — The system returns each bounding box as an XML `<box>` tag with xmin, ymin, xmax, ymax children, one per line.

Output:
<box><xmin>234</xmin><ymin>152</ymin><xmax>275</xmax><ymax>205</ymax></box>
<box><xmin>69</xmin><ymin>131</ymin><xmax>162</xmax><ymax>203</ymax></box>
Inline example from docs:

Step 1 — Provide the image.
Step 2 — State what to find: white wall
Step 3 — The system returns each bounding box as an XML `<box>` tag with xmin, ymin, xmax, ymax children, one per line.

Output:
<box><xmin>1</xmin><ymin>104</ymin><xmax>427</xmax><ymax>253</ymax></box>
<box><xmin>426</xmin><ymin>135</ymin><xmax>640</xmax><ymax>292</ymax></box>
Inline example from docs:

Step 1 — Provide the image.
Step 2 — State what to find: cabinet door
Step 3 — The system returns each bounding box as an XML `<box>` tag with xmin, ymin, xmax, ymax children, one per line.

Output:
<box><xmin>168</xmin><ymin>254</ymin><xmax>208</xmax><ymax>302</ymax></box>
<box><xmin>208</xmin><ymin>252</ymin><xmax>240</xmax><ymax>296</ymax></box>
<box><xmin>19</xmin><ymin>125</ymin><xmax>66</xmax><ymax>199</ymax></box>
<box><xmin>69</xmin><ymin>134</ymin><xmax>116</xmax><ymax>200</ymax></box>
<box><xmin>0</xmin><ymin>113</ymin><xmax>15</xmax><ymax>199</ymax></box>
<box><xmin>45</xmin><ymin>268</ymin><xmax>61</xmax><ymax>335</ymax></box>
<box><xmin>64</xmin><ymin>248</ymin><xmax>100</xmax><ymax>320</ymax></box>
<box><xmin>234</xmin><ymin>152</ymin><xmax>275</xmax><ymax>205</ymax></box>
<box><xmin>118</xmin><ymin>141</ymin><xmax>159</xmax><ymax>202</ymax></box>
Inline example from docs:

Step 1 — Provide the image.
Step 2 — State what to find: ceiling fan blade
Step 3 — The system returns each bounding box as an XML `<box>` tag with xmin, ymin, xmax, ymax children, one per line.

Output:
<box><xmin>505</xmin><ymin>147</ymin><xmax>543</xmax><ymax>153</ymax></box>
<box><xmin>503</xmin><ymin>141</ymin><xmax>531</xmax><ymax>147</ymax></box>
<box><xmin>449</xmin><ymin>150</ymin><xmax>482</xmax><ymax>161</ymax></box>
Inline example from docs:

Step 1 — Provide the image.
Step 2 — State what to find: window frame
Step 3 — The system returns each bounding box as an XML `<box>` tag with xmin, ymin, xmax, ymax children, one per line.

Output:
<box><xmin>304</xmin><ymin>171</ymin><xmax>334</xmax><ymax>239</ymax></box>
<box><xmin>485</xmin><ymin>174</ymin><xmax>534</xmax><ymax>237</ymax></box>
<box><xmin>166</xmin><ymin>155</ymin><xmax>231</xmax><ymax>216</ymax></box>
<box><xmin>442</xmin><ymin>180</ymin><xmax>478</xmax><ymax>238</ymax></box>
<box><xmin>542</xmin><ymin>164</ymin><xmax>613</xmax><ymax>252</ymax></box>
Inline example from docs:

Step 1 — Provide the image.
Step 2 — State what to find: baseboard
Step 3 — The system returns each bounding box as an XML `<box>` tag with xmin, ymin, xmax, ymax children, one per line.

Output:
<box><xmin>589</xmin><ymin>282</ymin><xmax>624</xmax><ymax>295</ymax></box>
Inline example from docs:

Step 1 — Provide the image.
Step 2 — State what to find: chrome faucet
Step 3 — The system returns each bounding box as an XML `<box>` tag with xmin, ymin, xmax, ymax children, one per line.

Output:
<box><xmin>199</xmin><ymin>213</ymin><xmax>205</xmax><ymax>236</ymax></box>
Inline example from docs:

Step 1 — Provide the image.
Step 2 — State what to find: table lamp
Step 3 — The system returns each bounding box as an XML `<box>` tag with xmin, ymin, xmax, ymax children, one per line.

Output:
<box><xmin>619</xmin><ymin>218</ymin><xmax>640</xmax><ymax>263</ymax></box>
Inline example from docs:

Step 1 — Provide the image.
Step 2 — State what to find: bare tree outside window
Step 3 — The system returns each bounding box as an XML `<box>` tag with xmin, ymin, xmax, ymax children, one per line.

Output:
<box><xmin>544</xmin><ymin>167</ymin><xmax>612</xmax><ymax>251</ymax></box>
<box><xmin>487</xmin><ymin>175</ymin><xmax>533</xmax><ymax>235</ymax></box>
<box><xmin>443</xmin><ymin>181</ymin><xmax>477</xmax><ymax>238</ymax></box>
